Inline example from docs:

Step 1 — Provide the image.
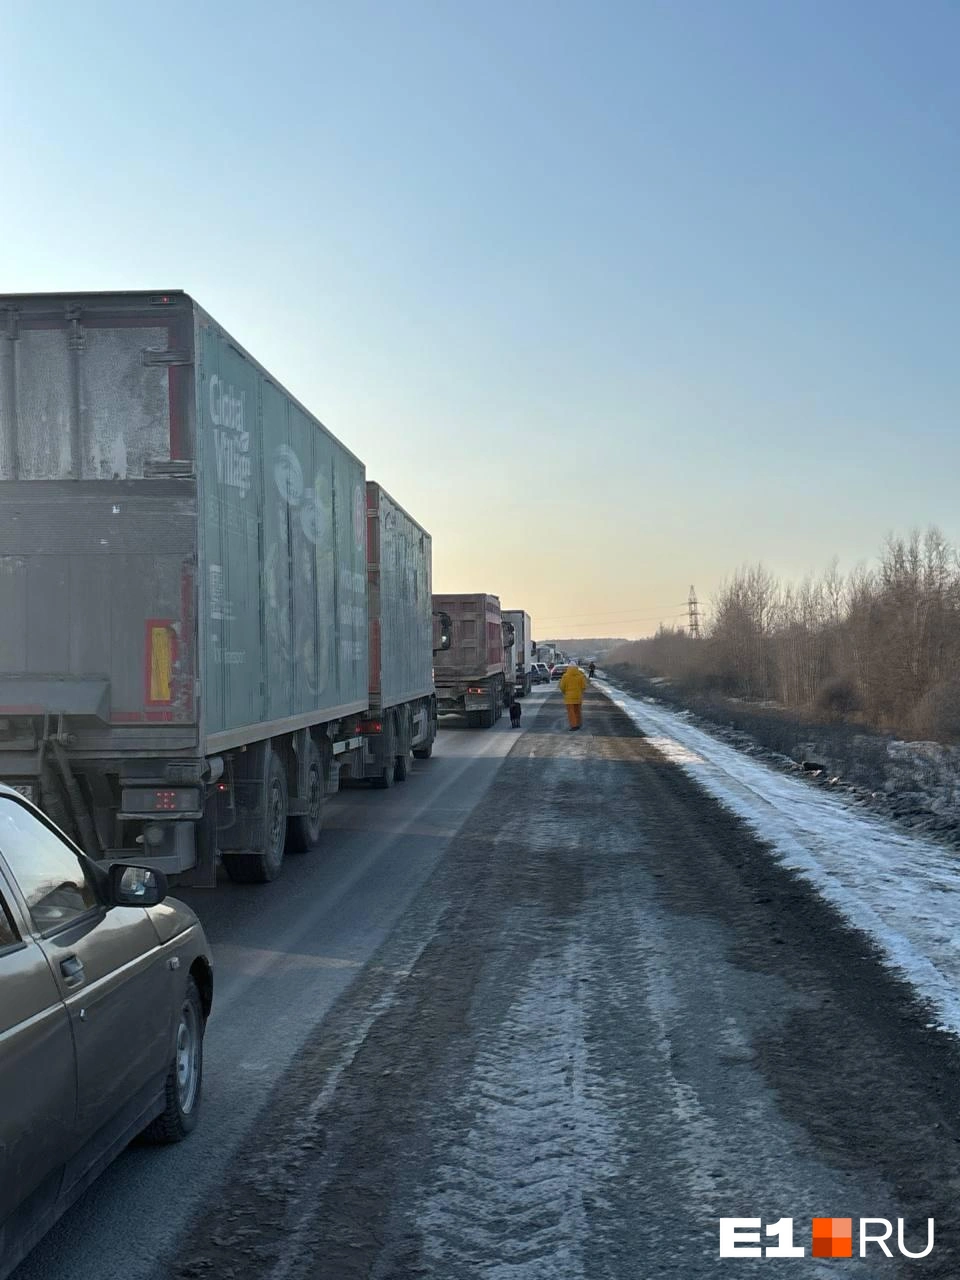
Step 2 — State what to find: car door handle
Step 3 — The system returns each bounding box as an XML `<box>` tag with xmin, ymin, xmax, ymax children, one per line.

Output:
<box><xmin>60</xmin><ymin>954</ymin><xmax>85</xmax><ymax>988</ymax></box>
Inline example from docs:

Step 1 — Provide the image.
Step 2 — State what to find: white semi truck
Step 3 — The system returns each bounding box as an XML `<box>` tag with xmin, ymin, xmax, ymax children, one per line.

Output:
<box><xmin>503</xmin><ymin>610</ymin><xmax>535</xmax><ymax>696</ymax></box>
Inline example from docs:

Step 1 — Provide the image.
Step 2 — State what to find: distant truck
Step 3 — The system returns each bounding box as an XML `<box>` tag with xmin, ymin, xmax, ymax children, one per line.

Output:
<box><xmin>361</xmin><ymin>482</ymin><xmax>439</xmax><ymax>785</ymax></box>
<box><xmin>503</xmin><ymin>610</ymin><xmax>535</xmax><ymax>696</ymax></box>
<box><xmin>431</xmin><ymin>593</ymin><xmax>507</xmax><ymax>727</ymax></box>
<box><xmin>501</xmin><ymin>615</ymin><xmax>517</xmax><ymax>706</ymax></box>
<box><xmin>0</xmin><ymin>289</ymin><xmax>439</xmax><ymax>885</ymax></box>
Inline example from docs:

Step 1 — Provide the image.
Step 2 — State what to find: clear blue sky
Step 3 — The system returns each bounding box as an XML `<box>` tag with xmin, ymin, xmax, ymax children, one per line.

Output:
<box><xmin>2</xmin><ymin>0</ymin><xmax>957</xmax><ymax>639</ymax></box>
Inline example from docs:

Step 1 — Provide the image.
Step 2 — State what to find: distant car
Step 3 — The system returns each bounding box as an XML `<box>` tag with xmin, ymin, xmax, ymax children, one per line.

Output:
<box><xmin>0</xmin><ymin>785</ymin><xmax>213</xmax><ymax>1280</ymax></box>
<box><xmin>551</xmin><ymin>664</ymin><xmax>568</xmax><ymax>680</ymax></box>
<box><xmin>533</xmin><ymin>663</ymin><xmax>550</xmax><ymax>684</ymax></box>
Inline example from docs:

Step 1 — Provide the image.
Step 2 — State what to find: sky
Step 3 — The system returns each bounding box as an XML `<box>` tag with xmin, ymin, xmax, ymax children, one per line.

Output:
<box><xmin>1</xmin><ymin>0</ymin><xmax>957</xmax><ymax>640</ymax></box>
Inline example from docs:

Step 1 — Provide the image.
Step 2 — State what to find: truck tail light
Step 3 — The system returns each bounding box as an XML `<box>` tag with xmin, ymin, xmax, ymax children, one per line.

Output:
<box><xmin>358</xmin><ymin>719</ymin><xmax>383</xmax><ymax>734</ymax></box>
<box><xmin>467</xmin><ymin>686</ymin><xmax>484</xmax><ymax>694</ymax></box>
<box><xmin>121</xmin><ymin>787</ymin><xmax>201</xmax><ymax>814</ymax></box>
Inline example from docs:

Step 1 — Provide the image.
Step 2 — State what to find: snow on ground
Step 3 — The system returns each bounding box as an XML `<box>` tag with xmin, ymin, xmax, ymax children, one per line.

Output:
<box><xmin>604</xmin><ymin>680</ymin><xmax>960</xmax><ymax>1037</ymax></box>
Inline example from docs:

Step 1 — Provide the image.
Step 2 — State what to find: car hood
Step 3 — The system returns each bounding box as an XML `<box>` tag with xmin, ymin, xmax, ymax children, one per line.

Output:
<box><xmin>147</xmin><ymin>895</ymin><xmax>202</xmax><ymax>945</ymax></box>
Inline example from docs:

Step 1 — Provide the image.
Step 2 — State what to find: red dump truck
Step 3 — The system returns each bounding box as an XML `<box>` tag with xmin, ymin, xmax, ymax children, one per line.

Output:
<box><xmin>431</xmin><ymin>593</ymin><xmax>508</xmax><ymax>727</ymax></box>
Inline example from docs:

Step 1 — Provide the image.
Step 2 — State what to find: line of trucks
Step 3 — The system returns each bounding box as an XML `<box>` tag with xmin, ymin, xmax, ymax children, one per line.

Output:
<box><xmin>0</xmin><ymin>290</ymin><xmax>545</xmax><ymax>886</ymax></box>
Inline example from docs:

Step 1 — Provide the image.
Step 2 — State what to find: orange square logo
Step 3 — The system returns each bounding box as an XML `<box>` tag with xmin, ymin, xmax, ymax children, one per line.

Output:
<box><xmin>812</xmin><ymin>1217</ymin><xmax>853</xmax><ymax>1258</ymax></box>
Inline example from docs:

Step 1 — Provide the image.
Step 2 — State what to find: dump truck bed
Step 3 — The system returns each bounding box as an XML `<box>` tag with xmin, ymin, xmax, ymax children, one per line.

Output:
<box><xmin>431</xmin><ymin>593</ymin><xmax>504</xmax><ymax>683</ymax></box>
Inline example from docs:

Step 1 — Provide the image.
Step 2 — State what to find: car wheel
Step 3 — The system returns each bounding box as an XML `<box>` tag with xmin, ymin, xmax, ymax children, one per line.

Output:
<box><xmin>143</xmin><ymin>978</ymin><xmax>204</xmax><ymax>1144</ymax></box>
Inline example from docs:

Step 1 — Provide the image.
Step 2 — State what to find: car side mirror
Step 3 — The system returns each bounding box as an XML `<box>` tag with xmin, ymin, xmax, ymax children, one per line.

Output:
<box><xmin>109</xmin><ymin>863</ymin><xmax>168</xmax><ymax>908</ymax></box>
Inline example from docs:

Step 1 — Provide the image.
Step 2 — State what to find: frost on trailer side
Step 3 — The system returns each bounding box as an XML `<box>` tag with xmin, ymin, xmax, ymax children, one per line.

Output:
<box><xmin>366</xmin><ymin>483</ymin><xmax>433</xmax><ymax>711</ymax></box>
<box><xmin>196</xmin><ymin>317</ymin><xmax>368</xmax><ymax>744</ymax></box>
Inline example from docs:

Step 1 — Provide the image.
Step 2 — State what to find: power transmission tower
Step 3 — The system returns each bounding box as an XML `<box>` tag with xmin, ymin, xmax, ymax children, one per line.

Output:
<box><xmin>687</xmin><ymin>586</ymin><xmax>701</xmax><ymax>639</ymax></box>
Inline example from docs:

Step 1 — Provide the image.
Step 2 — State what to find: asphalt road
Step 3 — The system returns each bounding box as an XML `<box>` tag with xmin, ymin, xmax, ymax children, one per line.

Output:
<box><xmin>13</xmin><ymin>690</ymin><xmax>538</xmax><ymax>1280</ymax></box>
<box><xmin>18</xmin><ymin>681</ymin><xmax>960</xmax><ymax>1279</ymax></box>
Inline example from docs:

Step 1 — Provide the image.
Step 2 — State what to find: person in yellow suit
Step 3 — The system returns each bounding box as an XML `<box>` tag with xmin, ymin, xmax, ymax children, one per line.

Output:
<box><xmin>558</xmin><ymin>662</ymin><xmax>588</xmax><ymax>731</ymax></box>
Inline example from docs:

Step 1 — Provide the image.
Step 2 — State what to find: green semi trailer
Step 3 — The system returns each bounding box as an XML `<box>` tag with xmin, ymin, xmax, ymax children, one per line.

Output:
<box><xmin>0</xmin><ymin>290</ymin><xmax>439</xmax><ymax>885</ymax></box>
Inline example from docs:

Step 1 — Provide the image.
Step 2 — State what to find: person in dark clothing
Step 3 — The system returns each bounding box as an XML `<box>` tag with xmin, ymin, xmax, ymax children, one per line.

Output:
<box><xmin>509</xmin><ymin>698</ymin><xmax>522</xmax><ymax>728</ymax></box>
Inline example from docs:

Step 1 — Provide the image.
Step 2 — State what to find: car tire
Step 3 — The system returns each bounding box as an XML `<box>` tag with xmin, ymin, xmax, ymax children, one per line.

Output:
<box><xmin>142</xmin><ymin>978</ymin><xmax>204</xmax><ymax>1144</ymax></box>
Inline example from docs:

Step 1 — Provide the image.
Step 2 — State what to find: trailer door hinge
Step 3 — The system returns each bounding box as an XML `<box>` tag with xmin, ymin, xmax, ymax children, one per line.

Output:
<box><xmin>141</xmin><ymin>348</ymin><xmax>192</xmax><ymax>367</ymax></box>
<box><xmin>143</xmin><ymin>459</ymin><xmax>196</xmax><ymax>479</ymax></box>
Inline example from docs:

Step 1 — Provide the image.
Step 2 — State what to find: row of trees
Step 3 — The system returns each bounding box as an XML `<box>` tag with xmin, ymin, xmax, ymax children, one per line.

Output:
<box><xmin>609</xmin><ymin>529</ymin><xmax>960</xmax><ymax>741</ymax></box>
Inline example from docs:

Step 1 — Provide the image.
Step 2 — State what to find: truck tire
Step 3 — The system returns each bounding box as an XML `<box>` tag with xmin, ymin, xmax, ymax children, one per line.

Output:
<box><xmin>141</xmin><ymin>977</ymin><xmax>204</xmax><ymax>1144</ymax></box>
<box><xmin>413</xmin><ymin>707</ymin><xmax>436</xmax><ymax>760</ymax></box>
<box><xmin>479</xmin><ymin>708</ymin><xmax>494</xmax><ymax>728</ymax></box>
<box><xmin>394</xmin><ymin>750</ymin><xmax>408</xmax><ymax>782</ymax></box>
<box><xmin>373</xmin><ymin>724</ymin><xmax>396</xmax><ymax>789</ymax></box>
<box><xmin>222</xmin><ymin>751</ymin><xmax>288</xmax><ymax>883</ymax></box>
<box><xmin>287</xmin><ymin>741</ymin><xmax>324</xmax><ymax>852</ymax></box>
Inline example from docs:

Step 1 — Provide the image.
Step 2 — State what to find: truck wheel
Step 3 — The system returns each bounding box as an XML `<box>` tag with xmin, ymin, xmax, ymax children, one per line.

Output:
<box><xmin>142</xmin><ymin>977</ymin><xmax>204</xmax><ymax>1143</ymax></box>
<box><xmin>394</xmin><ymin>750</ymin><xmax>408</xmax><ymax>782</ymax></box>
<box><xmin>373</xmin><ymin>726</ymin><xmax>396</xmax><ymax>788</ymax></box>
<box><xmin>287</xmin><ymin>741</ymin><xmax>324</xmax><ymax>852</ymax></box>
<box><xmin>223</xmin><ymin>751</ymin><xmax>288</xmax><ymax>883</ymax></box>
<box><xmin>412</xmin><ymin>738</ymin><xmax>433</xmax><ymax>760</ymax></box>
<box><xmin>479</xmin><ymin>708</ymin><xmax>493</xmax><ymax>728</ymax></box>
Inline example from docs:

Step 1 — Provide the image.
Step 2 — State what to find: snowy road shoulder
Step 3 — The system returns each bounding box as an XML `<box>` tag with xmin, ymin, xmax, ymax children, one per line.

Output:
<box><xmin>603</xmin><ymin>681</ymin><xmax>960</xmax><ymax>1038</ymax></box>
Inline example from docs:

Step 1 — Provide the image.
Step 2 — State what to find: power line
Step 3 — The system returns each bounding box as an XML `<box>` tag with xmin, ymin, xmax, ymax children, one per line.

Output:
<box><xmin>687</xmin><ymin>586</ymin><xmax>701</xmax><ymax>639</ymax></box>
<box><xmin>535</xmin><ymin>604</ymin><xmax>688</xmax><ymax>623</ymax></box>
<box><xmin>539</xmin><ymin>618</ymin><xmax>687</xmax><ymax>630</ymax></box>
<box><xmin>542</xmin><ymin>611</ymin><xmax>691</xmax><ymax>627</ymax></box>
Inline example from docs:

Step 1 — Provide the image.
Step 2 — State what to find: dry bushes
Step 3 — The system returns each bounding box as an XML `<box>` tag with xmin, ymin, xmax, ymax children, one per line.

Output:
<box><xmin>609</xmin><ymin>528</ymin><xmax>960</xmax><ymax>743</ymax></box>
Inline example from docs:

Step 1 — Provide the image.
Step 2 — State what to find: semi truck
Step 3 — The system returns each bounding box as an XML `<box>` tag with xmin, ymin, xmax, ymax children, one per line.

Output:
<box><xmin>0</xmin><ymin>289</ymin><xmax>440</xmax><ymax>886</ymax></box>
<box><xmin>503</xmin><ymin>610</ymin><xmax>535</xmax><ymax>696</ymax></box>
<box><xmin>361</xmin><ymin>482</ymin><xmax>438</xmax><ymax>784</ymax></box>
<box><xmin>431</xmin><ymin>593</ymin><xmax>507</xmax><ymax>727</ymax></box>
